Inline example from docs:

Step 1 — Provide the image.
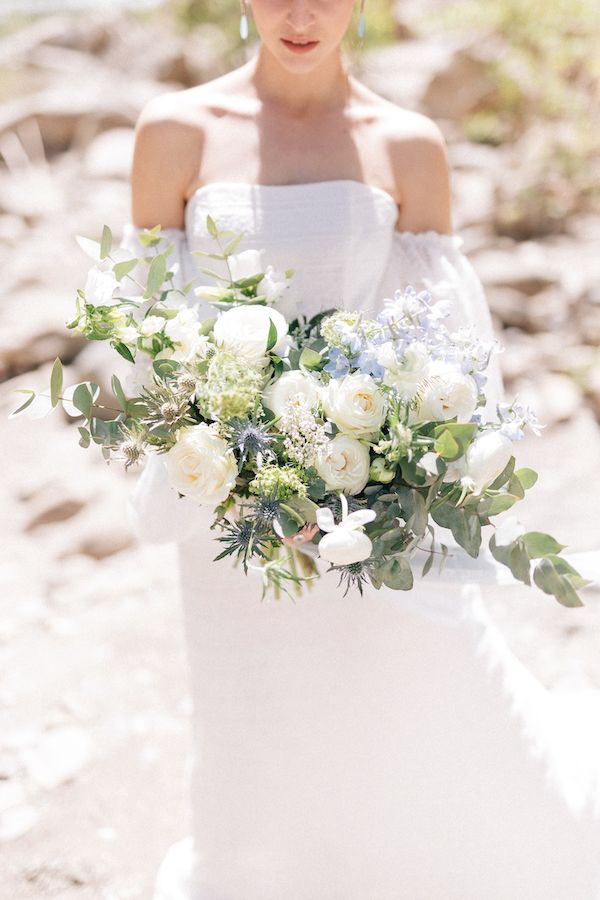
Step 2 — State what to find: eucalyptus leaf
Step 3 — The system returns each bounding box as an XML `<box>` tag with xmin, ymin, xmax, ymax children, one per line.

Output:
<box><xmin>433</xmin><ymin>428</ymin><xmax>459</xmax><ymax>460</ymax></box>
<box><xmin>488</xmin><ymin>455</ymin><xmax>516</xmax><ymax>490</ymax></box>
<box><xmin>521</xmin><ymin>531</ymin><xmax>567</xmax><ymax>558</ymax></box>
<box><xmin>152</xmin><ymin>358</ymin><xmax>181</xmax><ymax>380</ymax></box>
<box><xmin>515</xmin><ymin>467</ymin><xmax>538</xmax><ymax>490</ymax></box>
<box><xmin>223</xmin><ymin>233</ymin><xmax>245</xmax><ymax>256</ymax></box>
<box><xmin>533</xmin><ymin>557</ymin><xmax>583</xmax><ymax>608</ymax></box>
<box><xmin>111</xmin><ymin>374</ymin><xmax>128</xmax><ymax>411</ymax></box>
<box><xmin>100</xmin><ymin>224</ymin><xmax>112</xmax><ymax>260</ymax></box>
<box><xmin>50</xmin><ymin>357</ymin><xmax>63</xmax><ymax>408</ymax></box>
<box><xmin>78</xmin><ymin>426</ymin><xmax>90</xmax><ymax>448</ymax></box>
<box><xmin>8</xmin><ymin>389</ymin><xmax>36</xmax><ymax>418</ymax></box>
<box><xmin>113</xmin><ymin>258</ymin><xmax>138</xmax><ymax>281</ymax></box>
<box><xmin>299</xmin><ymin>347</ymin><xmax>322</xmax><ymax>370</ymax></box>
<box><xmin>379</xmin><ymin>557</ymin><xmax>414</xmax><ymax>591</ymax></box>
<box><xmin>199</xmin><ymin>316</ymin><xmax>217</xmax><ymax>336</ymax></box>
<box><xmin>113</xmin><ymin>341</ymin><xmax>135</xmax><ymax>364</ymax></box>
<box><xmin>478</xmin><ymin>493</ymin><xmax>519</xmax><ymax>516</ymax></box>
<box><xmin>198</xmin><ymin>266</ymin><xmax>229</xmax><ymax>280</ymax></box>
<box><xmin>275</xmin><ymin>508</ymin><xmax>302</xmax><ymax>538</ymax></box>
<box><xmin>145</xmin><ymin>253</ymin><xmax>167</xmax><ymax>298</ymax></box>
<box><xmin>508</xmin><ymin>542</ymin><xmax>531</xmax><ymax>585</ymax></box>
<box><xmin>72</xmin><ymin>382</ymin><xmax>99</xmax><ymax>419</ymax></box>
<box><xmin>421</xmin><ymin>551</ymin><xmax>434</xmax><ymax>577</ymax></box>
<box><xmin>137</xmin><ymin>224</ymin><xmax>161</xmax><ymax>246</ymax></box>
<box><xmin>266</xmin><ymin>318</ymin><xmax>278</xmax><ymax>352</ymax></box>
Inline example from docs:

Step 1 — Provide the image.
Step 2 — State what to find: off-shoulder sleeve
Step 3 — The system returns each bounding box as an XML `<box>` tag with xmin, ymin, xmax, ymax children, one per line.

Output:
<box><xmin>376</xmin><ymin>231</ymin><xmax>505</xmax><ymax>420</ymax></box>
<box><xmin>118</xmin><ymin>225</ymin><xmax>206</xmax><ymax>545</ymax></box>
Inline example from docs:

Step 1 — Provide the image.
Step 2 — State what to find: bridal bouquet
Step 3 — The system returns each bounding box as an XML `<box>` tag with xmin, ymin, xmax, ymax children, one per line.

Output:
<box><xmin>9</xmin><ymin>216</ymin><xmax>589</xmax><ymax>607</ymax></box>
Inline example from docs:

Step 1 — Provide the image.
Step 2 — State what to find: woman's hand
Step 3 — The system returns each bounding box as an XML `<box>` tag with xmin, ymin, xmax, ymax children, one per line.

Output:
<box><xmin>282</xmin><ymin>523</ymin><xmax>319</xmax><ymax>547</ymax></box>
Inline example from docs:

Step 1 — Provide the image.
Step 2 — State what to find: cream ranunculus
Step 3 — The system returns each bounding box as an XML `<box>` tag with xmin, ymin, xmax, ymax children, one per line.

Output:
<box><xmin>378</xmin><ymin>341</ymin><xmax>430</xmax><ymax>402</ymax></box>
<box><xmin>315</xmin><ymin>434</ymin><xmax>371</xmax><ymax>495</ymax></box>
<box><xmin>164</xmin><ymin>423</ymin><xmax>238</xmax><ymax>505</ymax></box>
<box><xmin>321</xmin><ymin>372</ymin><xmax>387</xmax><ymax>437</ymax></box>
<box><xmin>212</xmin><ymin>304</ymin><xmax>289</xmax><ymax>367</ymax></box>
<box><xmin>263</xmin><ymin>370</ymin><xmax>320</xmax><ymax>418</ymax></box>
<box><xmin>412</xmin><ymin>360</ymin><xmax>479</xmax><ymax>424</ymax></box>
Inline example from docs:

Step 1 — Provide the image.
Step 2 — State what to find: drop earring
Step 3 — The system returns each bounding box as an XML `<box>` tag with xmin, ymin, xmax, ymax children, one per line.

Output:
<box><xmin>240</xmin><ymin>1</ymin><xmax>249</xmax><ymax>41</ymax></box>
<box><xmin>357</xmin><ymin>0</ymin><xmax>366</xmax><ymax>39</ymax></box>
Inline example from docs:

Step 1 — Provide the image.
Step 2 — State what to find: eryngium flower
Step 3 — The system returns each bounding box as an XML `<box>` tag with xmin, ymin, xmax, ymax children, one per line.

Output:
<box><xmin>221</xmin><ymin>416</ymin><xmax>277</xmax><ymax>468</ymax></box>
<box><xmin>327</xmin><ymin>558</ymin><xmax>377</xmax><ymax>597</ymax></box>
<box><xmin>214</xmin><ymin>517</ymin><xmax>275</xmax><ymax>573</ymax></box>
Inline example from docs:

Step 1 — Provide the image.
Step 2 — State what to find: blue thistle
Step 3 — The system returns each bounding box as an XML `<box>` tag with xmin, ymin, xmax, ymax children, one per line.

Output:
<box><xmin>222</xmin><ymin>416</ymin><xmax>277</xmax><ymax>468</ymax></box>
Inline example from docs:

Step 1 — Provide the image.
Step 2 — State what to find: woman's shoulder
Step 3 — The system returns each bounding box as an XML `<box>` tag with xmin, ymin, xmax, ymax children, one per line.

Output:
<box><xmin>136</xmin><ymin>68</ymin><xmax>254</xmax><ymax>132</ymax></box>
<box><xmin>351</xmin><ymin>80</ymin><xmax>446</xmax><ymax>152</ymax></box>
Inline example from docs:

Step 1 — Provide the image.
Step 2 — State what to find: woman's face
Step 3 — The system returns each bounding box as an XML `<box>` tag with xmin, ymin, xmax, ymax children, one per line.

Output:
<box><xmin>248</xmin><ymin>0</ymin><xmax>357</xmax><ymax>69</ymax></box>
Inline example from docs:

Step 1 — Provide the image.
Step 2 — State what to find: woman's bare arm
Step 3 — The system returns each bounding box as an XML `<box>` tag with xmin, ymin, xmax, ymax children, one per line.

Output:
<box><xmin>386</xmin><ymin>113</ymin><xmax>453</xmax><ymax>235</ymax></box>
<box><xmin>129</xmin><ymin>92</ymin><xmax>202</xmax><ymax>230</ymax></box>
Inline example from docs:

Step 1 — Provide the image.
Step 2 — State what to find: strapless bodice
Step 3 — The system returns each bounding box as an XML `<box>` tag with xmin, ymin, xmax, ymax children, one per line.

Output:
<box><xmin>183</xmin><ymin>179</ymin><xmax>400</xmax><ymax>320</ymax></box>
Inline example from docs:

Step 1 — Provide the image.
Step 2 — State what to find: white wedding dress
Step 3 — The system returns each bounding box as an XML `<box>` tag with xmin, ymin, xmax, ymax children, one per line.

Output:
<box><xmin>119</xmin><ymin>180</ymin><xmax>600</xmax><ymax>900</ymax></box>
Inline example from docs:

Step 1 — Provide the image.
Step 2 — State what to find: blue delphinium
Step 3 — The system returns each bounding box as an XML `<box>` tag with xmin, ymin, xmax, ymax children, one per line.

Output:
<box><xmin>323</xmin><ymin>346</ymin><xmax>351</xmax><ymax>378</ymax></box>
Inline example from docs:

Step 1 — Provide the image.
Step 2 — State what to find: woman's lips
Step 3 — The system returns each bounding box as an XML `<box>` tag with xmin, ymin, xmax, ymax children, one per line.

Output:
<box><xmin>281</xmin><ymin>38</ymin><xmax>319</xmax><ymax>53</ymax></box>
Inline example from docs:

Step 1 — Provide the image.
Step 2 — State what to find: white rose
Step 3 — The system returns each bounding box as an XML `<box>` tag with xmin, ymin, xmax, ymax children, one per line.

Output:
<box><xmin>315</xmin><ymin>434</ymin><xmax>371</xmax><ymax>495</ymax></box>
<box><xmin>464</xmin><ymin>430</ymin><xmax>514</xmax><ymax>496</ymax></box>
<box><xmin>321</xmin><ymin>373</ymin><xmax>386</xmax><ymax>437</ymax></box>
<box><xmin>213</xmin><ymin>304</ymin><xmax>288</xmax><ymax>367</ymax></box>
<box><xmin>228</xmin><ymin>249</ymin><xmax>265</xmax><ymax>283</ymax></box>
<box><xmin>378</xmin><ymin>341</ymin><xmax>430</xmax><ymax>402</ymax></box>
<box><xmin>263</xmin><ymin>370</ymin><xmax>320</xmax><ymax>418</ymax></box>
<box><xmin>84</xmin><ymin>266</ymin><xmax>120</xmax><ymax>307</ymax></box>
<box><xmin>412</xmin><ymin>360</ymin><xmax>478</xmax><ymax>424</ymax></box>
<box><xmin>164</xmin><ymin>423</ymin><xmax>238</xmax><ymax>506</ymax></box>
<box><xmin>139</xmin><ymin>315</ymin><xmax>165</xmax><ymax>337</ymax></box>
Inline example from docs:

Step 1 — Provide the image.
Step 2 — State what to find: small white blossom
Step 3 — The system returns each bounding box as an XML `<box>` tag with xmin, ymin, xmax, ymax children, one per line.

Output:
<box><xmin>139</xmin><ymin>316</ymin><xmax>165</xmax><ymax>336</ymax></box>
<box><xmin>279</xmin><ymin>392</ymin><xmax>329</xmax><ymax>468</ymax></box>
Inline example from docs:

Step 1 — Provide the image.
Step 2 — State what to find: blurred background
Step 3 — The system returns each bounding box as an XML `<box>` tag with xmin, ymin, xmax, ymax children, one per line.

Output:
<box><xmin>0</xmin><ymin>1</ymin><xmax>599</xmax><ymax>896</ymax></box>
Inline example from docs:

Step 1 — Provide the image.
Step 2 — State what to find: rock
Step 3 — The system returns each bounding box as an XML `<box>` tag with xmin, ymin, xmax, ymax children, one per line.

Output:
<box><xmin>81</xmin><ymin>127</ymin><xmax>134</xmax><ymax>180</ymax></box>
<box><xmin>22</xmin><ymin>725</ymin><xmax>92</xmax><ymax>791</ymax></box>
<box><xmin>60</xmin><ymin>526</ymin><xmax>135</xmax><ymax>561</ymax></box>
<box><xmin>451</xmin><ymin>169</ymin><xmax>496</xmax><ymax>230</ymax></box>
<box><xmin>510</xmin><ymin>372</ymin><xmax>582</xmax><ymax>426</ymax></box>
<box><xmin>472</xmin><ymin>242</ymin><xmax>561</xmax><ymax>296</ymax></box>
<box><xmin>24</xmin><ymin>498</ymin><xmax>87</xmax><ymax>532</ymax></box>
<box><xmin>0</xmin><ymin>326</ymin><xmax>85</xmax><ymax>383</ymax></box>
<box><xmin>497</xmin><ymin>329</ymin><xmax>547</xmax><ymax>382</ymax></box>
<box><xmin>487</xmin><ymin>286</ymin><xmax>530</xmax><ymax>331</ymax></box>
<box><xmin>0</xmin><ymin>804</ymin><xmax>38</xmax><ymax>843</ymax></box>
<box><xmin>0</xmin><ymin>87</ymin><xmax>139</xmax><ymax>156</ymax></box>
<box><xmin>360</xmin><ymin>38</ymin><xmax>459</xmax><ymax>111</ymax></box>
<box><xmin>422</xmin><ymin>47</ymin><xmax>498</xmax><ymax>120</ymax></box>
<box><xmin>0</xmin><ymin>214</ymin><xmax>28</xmax><ymax>247</ymax></box>
<box><xmin>584</xmin><ymin>362</ymin><xmax>600</xmax><ymax>420</ymax></box>
<box><xmin>0</xmin><ymin>168</ymin><xmax>65</xmax><ymax>220</ymax></box>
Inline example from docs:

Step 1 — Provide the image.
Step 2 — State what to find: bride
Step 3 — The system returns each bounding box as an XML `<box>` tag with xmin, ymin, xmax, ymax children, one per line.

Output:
<box><xmin>119</xmin><ymin>2</ymin><xmax>600</xmax><ymax>898</ymax></box>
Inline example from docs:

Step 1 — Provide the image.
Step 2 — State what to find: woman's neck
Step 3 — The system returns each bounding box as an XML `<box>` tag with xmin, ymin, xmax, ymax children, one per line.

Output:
<box><xmin>245</xmin><ymin>48</ymin><xmax>352</xmax><ymax>117</ymax></box>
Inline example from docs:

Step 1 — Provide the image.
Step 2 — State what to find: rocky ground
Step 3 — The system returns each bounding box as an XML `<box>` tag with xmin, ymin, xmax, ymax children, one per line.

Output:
<box><xmin>1</xmin><ymin>7</ymin><xmax>600</xmax><ymax>898</ymax></box>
